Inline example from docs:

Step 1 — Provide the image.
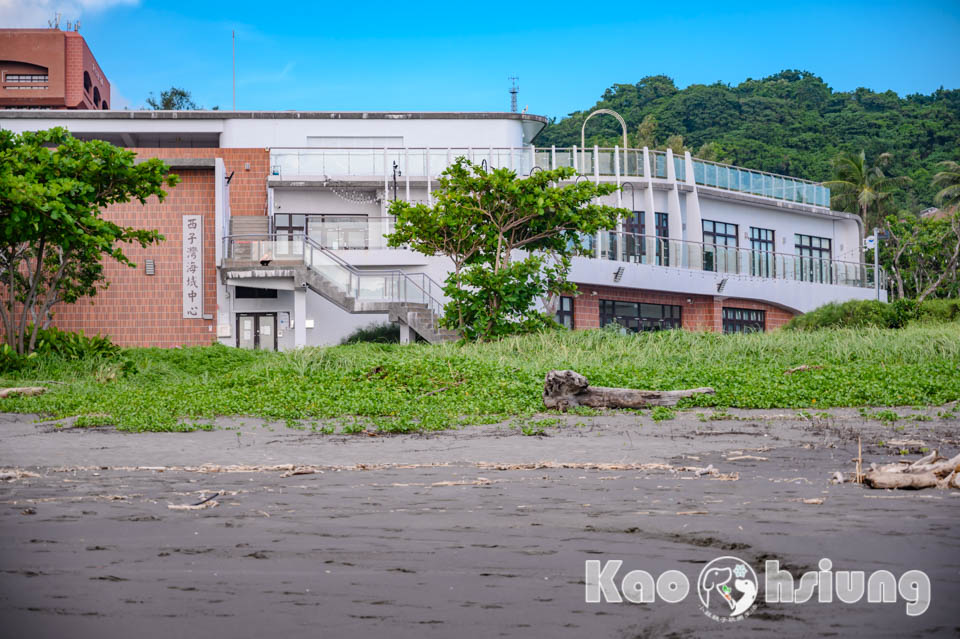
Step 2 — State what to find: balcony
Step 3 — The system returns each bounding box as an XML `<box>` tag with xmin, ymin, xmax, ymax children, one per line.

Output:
<box><xmin>591</xmin><ymin>231</ymin><xmax>883</xmax><ymax>290</ymax></box>
<box><xmin>271</xmin><ymin>146</ymin><xmax>831</xmax><ymax>209</ymax></box>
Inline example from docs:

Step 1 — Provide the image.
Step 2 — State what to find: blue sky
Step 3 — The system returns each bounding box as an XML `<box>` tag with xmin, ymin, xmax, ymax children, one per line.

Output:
<box><xmin>5</xmin><ymin>0</ymin><xmax>960</xmax><ymax>117</ymax></box>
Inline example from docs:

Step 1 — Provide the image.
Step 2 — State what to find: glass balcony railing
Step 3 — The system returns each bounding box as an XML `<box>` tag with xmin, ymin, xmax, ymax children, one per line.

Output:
<box><xmin>271</xmin><ymin>146</ymin><xmax>831</xmax><ymax>209</ymax></box>
<box><xmin>592</xmin><ymin>231</ymin><xmax>883</xmax><ymax>289</ymax></box>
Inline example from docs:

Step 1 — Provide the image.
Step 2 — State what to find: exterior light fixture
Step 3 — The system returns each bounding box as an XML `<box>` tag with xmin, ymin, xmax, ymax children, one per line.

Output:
<box><xmin>717</xmin><ymin>278</ymin><xmax>728</xmax><ymax>293</ymax></box>
<box><xmin>613</xmin><ymin>267</ymin><xmax>624</xmax><ymax>282</ymax></box>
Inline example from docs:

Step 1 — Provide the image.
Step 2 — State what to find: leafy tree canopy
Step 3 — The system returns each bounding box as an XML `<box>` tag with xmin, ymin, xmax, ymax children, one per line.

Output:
<box><xmin>387</xmin><ymin>160</ymin><xmax>627</xmax><ymax>340</ymax></box>
<box><xmin>537</xmin><ymin>70</ymin><xmax>960</xmax><ymax>209</ymax></box>
<box><xmin>146</xmin><ymin>87</ymin><xmax>217</xmax><ymax>110</ymax></box>
<box><xmin>0</xmin><ymin>128</ymin><xmax>179</xmax><ymax>354</ymax></box>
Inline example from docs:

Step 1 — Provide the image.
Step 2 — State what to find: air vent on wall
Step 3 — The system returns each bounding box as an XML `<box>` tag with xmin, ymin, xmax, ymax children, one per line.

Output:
<box><xmin>145</xmin><ymin>259</ymin><xmax>155</xmax><ymax>276</ymax></box>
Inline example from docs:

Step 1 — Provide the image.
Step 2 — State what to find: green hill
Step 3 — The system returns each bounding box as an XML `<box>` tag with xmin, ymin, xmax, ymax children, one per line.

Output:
<box><xmin>535</xmin><ymin>70</ymin><xmax>960</xmax><ymax>209</ymax></box>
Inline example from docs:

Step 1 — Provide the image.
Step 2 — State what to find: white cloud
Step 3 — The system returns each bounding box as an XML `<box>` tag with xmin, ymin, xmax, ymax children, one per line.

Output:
<box><xmin>0</xmin><ymin>0</ymin><xmax>138</xmax><ymax>28</ymax></box>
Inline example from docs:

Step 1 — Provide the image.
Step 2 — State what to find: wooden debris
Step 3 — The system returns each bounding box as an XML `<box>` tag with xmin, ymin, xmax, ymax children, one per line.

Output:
<box><xmin>783</xmin><ymin>365</ymin><xmax>824</xmax><ymax>375</ymax></box>
<box><xmin>801</xmin><ymin>497</ymin><xmax>826</xmax><ymax>505</ymax></box>
<box><xmin>168</xmin><ymin>500</ymin><xmax>219</xmax><ymax>511</ymax></box>
<box><xmin>0</xmin><ymin>469</ymin><xmax>41</xmax><ymax>481</ymax></box>
<box><xmin>726</xmin><ymin>455</ymin><xmax>768</xmax><ymax>462</ymax></box>
<box><xmin>863</xmin><ymin>452</ymin><xmax>960</xmax><ymax>490</ymax></box>
<box><xmin>543</xmin><ymin>370</ymin><xmax>713</xmax><ymax>410</ymax></box>
<box><xmin>0</xmin><ymin>386</ymin><xmax>46</xmax><ymax>399</ymax></box>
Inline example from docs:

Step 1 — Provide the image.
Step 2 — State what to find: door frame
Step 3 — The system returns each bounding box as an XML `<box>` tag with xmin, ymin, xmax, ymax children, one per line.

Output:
<box><xmin>235</xmin><ymin>312</ymin><xmax>278</xmax><ymax>351</ymax></box>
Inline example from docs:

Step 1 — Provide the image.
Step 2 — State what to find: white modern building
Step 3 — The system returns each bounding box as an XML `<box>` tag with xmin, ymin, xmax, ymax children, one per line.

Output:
<box><xmin>1</xmin><ymin>110</ymin><xmax>885</xmax><ymax>349</ymax></box>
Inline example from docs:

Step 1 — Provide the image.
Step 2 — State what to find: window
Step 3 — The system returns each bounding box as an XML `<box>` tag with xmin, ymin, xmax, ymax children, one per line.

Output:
<box><xmin>723</xmin><ymin>307</ymin><xmax>765</xmax><ymax>333</ymax></box>
<box><xmin>750</xmin><ymin>227</ymin><xmax>775</xmax><ymax>277</ymax></box>
<box><xmin>93</xmin><ymin>87</ymin><xmax>101</xmax><ymax>106</ymax></box>
<box><xmin>556</xmin><ymin>296</ymin><xmax>574</xmax><ymax>329</ymax></box>
<box><xmin>274</xmin><ymin>213</ymin><xmax>305</xmax><ymax>257</ymax></box>
<box><xmin>235</xmin><ymin>286</ymin><xmax>278</xmax><ymax>299</ymax></box>
<box><xmin>795</xmin><ymin>234</ymin><xmax>832</xmax><ymax>283</ymax></box>
<box><xmin>83</xmin><ymin>71</ymin><xmax>92</xmax><ymax>93</ymax></box>
<box><xmin>3</xmin><ymin>74</ymin><xmax>48</xmax><ymax>82</ymax></box>
<box><xmin>101</xmin><ymin>101</ymin><xmax>108</xmax><ymax>110</ymax></box>
<box><xmin>599</xmin><ymin>300</ymin><xmax>681</xmax><ymax>333</ymax></box>
<box><xmin>623</xmin><ymin>211</ymin><xmax>669</xmax><ymax>265</ymax></box>
<box><xmin>703</xmin><ymin>220</ymin><xmax>738</xmax><ymax>273</ymax></box>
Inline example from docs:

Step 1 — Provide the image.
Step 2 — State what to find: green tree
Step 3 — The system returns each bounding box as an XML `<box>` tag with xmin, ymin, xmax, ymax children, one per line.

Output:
<box><xmin>0</xmin><ymin>128</ymin><xmax>179</xmax><ymax>354</ymax></box>
<box><xmin>387</xmin><ymin>159</ymin><xmax>627</xmax><ymax>340</ymax></box>
<box><xmin>883</xmin><ymin>211</ymin><xmax>960</xmax><ymax>301</ymax></box>
<box><xmin>933</xmin><ymin>160</ymin><xmax>960</xmax><ymax>213</ymax></box>
<box><xmin>824</xmin><ymin>151</ymin><xmax>909</xmax><ymax>230</ymax></box>
<box><xmin>146</xmin><ymin>87</ymin><xmax>201</xmax><ymax>110</ymax></box>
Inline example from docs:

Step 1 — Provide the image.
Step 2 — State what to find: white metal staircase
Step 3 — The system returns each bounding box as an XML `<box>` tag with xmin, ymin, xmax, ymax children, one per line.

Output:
<box><xmin>221</xmin><ymin>232</ymin><xmax>458</xmax><ymax>344</ymax></box>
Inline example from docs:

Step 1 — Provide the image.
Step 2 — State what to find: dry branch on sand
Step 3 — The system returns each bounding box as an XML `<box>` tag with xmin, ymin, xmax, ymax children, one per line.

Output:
<box><xmin>0</xmin><ymin>387</ymin><xmax>46</xmax><ymax>399</ymax></box>
<box><xmin>542</xmin><ymin>370</ymin><xmax>714</xmax><ymax>411</ymax></box>
<box><xmin>863</xmin><ymin>451</ymin><xmax>960</xmax><ymax>490</ymax></box>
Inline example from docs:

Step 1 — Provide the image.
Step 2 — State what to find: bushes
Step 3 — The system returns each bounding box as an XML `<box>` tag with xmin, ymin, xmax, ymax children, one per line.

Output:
<box><xmin>340</xmin><ymin>322</ymin><xmax>400</xmax><ymax>345</ymax></box>
<box><xmin>33</xmin><ymin>326</ymin><xmax>121</xmax><ymax>360</ymax></box>
<box><xmin>785</xmin><ymin>299</ymin><xmax>960</xmax><ymax>331</ymax></box>
<box><xmin>1</xmin><ymin>327</ymin><xmax>120</xmax><ymax>374</ymax></box>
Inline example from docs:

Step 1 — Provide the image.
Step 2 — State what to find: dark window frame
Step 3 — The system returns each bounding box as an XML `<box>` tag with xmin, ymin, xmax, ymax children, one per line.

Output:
<box><xmin>722</xmin><ymin>307</ymin><xmax>766</xmax><ymax>334</ymax></box>
<box><xmin>750</xmin><ymin>227</ymin><xmax>775</xmax><ymax>277</ymax></box>
<box><xmin>599</xmin><ymin>300</ymin><xmax>682</xmax><ymax>333</ymax></box>
<box><xmin>794</xmin><ymin>234</ymin><xmax>832</xmax><ymax>283</ymax></box>
<box><xmin>703</xmin><ymin>219</ymin><xmax>739</xmax><ymax>272</ymax></box>
<box><xmin>235</xmin><ymin>286</ymin><xmax>278</xmax><ymax>299</ymax></box>
<box><xmin>556</xmin><ymin>296</ymin><xmax>574</xmax><ymax>329</ymax></box>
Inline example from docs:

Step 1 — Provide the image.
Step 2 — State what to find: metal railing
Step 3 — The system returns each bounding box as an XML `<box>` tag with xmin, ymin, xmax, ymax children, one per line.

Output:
<box><xmin>591</xmin><ymin>231</ymin><xmax>884</xmax><ymax>289</ymax></box>
<box><xmin>271</xmin><ymin>146</ymin><xmax>830</xmax><ymax>208</ymax></box>
<box><xmin>223</xmin><ymin>233</ymin><xmax>447</xmax><ymax>330</ymax></box>
<box><xmin>294</xmin><ymin>216</ymin><xmax>396</xmax><ymax>250</ymax></box>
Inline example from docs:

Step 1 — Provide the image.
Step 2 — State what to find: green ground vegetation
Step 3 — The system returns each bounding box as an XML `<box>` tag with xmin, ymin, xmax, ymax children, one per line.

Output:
<box><xmin>2</xmin><ymin>324</ymin><xmax>959</xmax><ymax>433</ymax></box>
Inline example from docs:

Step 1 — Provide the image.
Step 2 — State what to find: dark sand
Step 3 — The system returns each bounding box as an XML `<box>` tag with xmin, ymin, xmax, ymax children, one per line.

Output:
<box><xmin>1</xmin><ymin>408</ymin><xmax>959</xmax><ymax>638</ymax></box>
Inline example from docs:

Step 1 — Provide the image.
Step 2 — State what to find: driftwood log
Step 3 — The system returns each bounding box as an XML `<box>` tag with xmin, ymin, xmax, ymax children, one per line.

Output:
<box><xmin>543</xmin><ymin>370</ymin><xmax>714</xmax><ymax>411</ymax></box>
<box><xmin>863</xmin><ymin>451</ymin><xmax>960</xmax><ymax>490</ymax></box>
<box><xmin>0</xmin><ymin>387</ymin><xmax>47</xmax><ymax>399</ymax></box>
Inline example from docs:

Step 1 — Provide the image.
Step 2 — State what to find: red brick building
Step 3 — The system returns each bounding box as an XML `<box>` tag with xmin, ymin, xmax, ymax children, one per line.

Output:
<box><xmin>0</xmin><ymin>28</ymin><xmax>110</xmax><ymax>110</ymax></box>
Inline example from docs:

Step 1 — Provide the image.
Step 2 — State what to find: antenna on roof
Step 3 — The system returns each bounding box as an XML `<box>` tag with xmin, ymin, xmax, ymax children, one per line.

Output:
<box><xmin>509</xmin><ymin>76</ymin><xmax>519</xmax><ymax>113</ymax></box>
<box><xmin>48</xmin><ymin>13</ymin><xmax>61</xmax><ymax>29</ymax></box>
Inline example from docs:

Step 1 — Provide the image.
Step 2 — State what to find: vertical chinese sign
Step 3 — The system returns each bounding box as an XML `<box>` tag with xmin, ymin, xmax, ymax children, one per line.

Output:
<box><xmin>182</xmin><ymin>215</ymin><xmax>203</xmax><ymax>319</ymax></box>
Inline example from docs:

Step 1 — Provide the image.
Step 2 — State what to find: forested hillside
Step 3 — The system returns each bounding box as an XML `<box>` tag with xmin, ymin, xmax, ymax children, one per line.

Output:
<box><xmin>535</xmin><ymin>71</ymin><xmax>960</xmax><ymax>209</ymax></box>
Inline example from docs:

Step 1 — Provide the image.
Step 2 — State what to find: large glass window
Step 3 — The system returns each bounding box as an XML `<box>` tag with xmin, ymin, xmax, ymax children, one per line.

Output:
<box><xmin>599</xmin><ymin>300</ymin><xmax>681</xmax><ymax>333</ymax></box>
<box><xmin>623</xmin><ymin>211</ymin><xmax>669</xmax><ymax>265</ymax></box>
<box><xmin>273</xmin><ymin>213</ymin><xmax>305</xmax><ymax>257</ymax></box>
<box><xmin>555</xmin><ymin>296</ymin><xmax>574</xmax><ymax>329</ymax></box>
<box><xmin>703</xmin><ymin>220</ymin><xmax>738</xmax><ymax>273</ymax></box>
<box><xmin>723</xmin><ymin>307</ymin><xmax>766</xmax><ymax>334</ymax></box>
<box><xmin>795</xmin><ymin>234</ymin><xmax>832</xmax><ymax>283</ymax></box>
<box><xmin>750</xmin><ymin>227</ymin><xmax>775</xmax><ymax>277</ymax></box>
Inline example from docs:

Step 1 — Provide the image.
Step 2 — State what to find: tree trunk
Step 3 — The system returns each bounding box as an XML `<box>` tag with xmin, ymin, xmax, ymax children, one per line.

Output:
<box><xmin>543</xmin><ymin>370</ymin><xmax>714</xmax><ymax>411</ymax></box>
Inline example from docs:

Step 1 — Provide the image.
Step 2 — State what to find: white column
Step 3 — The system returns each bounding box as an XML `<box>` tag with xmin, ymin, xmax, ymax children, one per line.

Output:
<box><xmin>426</xmin><ymin>147</ymin><xmax>432</xmax><ymax>206</ymax></box>
<box><xmin>684</xmin><ymin>150</ymin><xmax>704</xmax><ymax>247</ymax></box>
<box><xmin>642</xmin><ymin>147</ymin><xmax>656</xmax><ymax>263</ymax></box>
<box><xmin>665</xmin><ymin>149</ymin><xmax>683</xmax><ymax>267</ymax></box>
<box><xmin>551</xmin><ymin>145</ymin><xmax>556</xmax><ymax>170</ymax></box>
<box><xmin>399</xmin><ymin>323</ymin><xmax>411</xmax><ymax>345</ymax></box>
<box><xmin>403</xmin><ymin>147</ymin><xmax>410</xmax><ymax>202</ymax></box>
<box><xmin>294</xmin><ymin>287</ymin><xmax>307</xmax><ymax>348</ymax></box>
<box><xmin>614</xmin><ymin>146</ymin><xmax>623</xmax><ymax>261</ymax></box>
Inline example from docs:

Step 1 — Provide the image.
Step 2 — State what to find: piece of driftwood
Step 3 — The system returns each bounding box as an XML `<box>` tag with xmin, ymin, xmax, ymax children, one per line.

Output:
<box><xmin>542</xmin><ymin>370</ymin><xmax>714</xmax><ymax>411</ymax></box>
<box><xmin>864</xmin><ymin>471</ymin><xmax>939</xmax><ymax>490</ymax></box>
<box><xmin>0</xmin><ymin>387</ymin><xmax>46</xmax><ymax>399</ymax></box>
<box><xmin>863</xmin><ymin>451</ymin><xmax>960</xmax><ymax>490</ymax></box>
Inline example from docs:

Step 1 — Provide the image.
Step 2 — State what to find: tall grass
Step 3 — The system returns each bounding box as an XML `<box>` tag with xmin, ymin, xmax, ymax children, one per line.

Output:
<box><xmin>2</xmin><ymin>325</ymin><xmax>958</xmax><ymax>432</ymax></box>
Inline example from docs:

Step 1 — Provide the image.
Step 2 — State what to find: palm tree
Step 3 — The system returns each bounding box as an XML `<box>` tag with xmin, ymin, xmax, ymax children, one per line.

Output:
<box><xmin>933</xmin><ymin>160</ymin><xmax>960</xmax><ymax>213</ymax></box>
<box><xmin>824</xmin><ymin>151</ymin><xmax>909</xmax><ymax>230</ymax></box>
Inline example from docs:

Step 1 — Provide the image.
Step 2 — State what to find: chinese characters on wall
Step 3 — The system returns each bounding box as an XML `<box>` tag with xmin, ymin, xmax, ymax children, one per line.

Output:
<box><xmin>182</xmin><ymin>215</ymin><xmax>203</xmax><ymax>319</ymax></box>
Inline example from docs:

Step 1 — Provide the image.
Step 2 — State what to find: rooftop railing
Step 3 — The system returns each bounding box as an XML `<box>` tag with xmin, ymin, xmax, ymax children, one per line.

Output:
<box><xmin>271</xmin><ymin>146</ymin><xmax>830</xmax><ymax>208</ymax></box>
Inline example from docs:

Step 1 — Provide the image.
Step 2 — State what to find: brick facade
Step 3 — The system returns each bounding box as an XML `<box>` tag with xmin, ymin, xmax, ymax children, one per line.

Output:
<box><xmin>0</xmin><ymin>29</ymin><xmax>109</xmax><ymax>109</ymax></box>
<box><xmin>46</xmin><ymin>147</ymin><xmax>269</xmax><ymax>347</ymax></box>
<box><xmin>570</xmin><ymin>284</ymin><xmax>795</xmax><ymax>333</ymax></box>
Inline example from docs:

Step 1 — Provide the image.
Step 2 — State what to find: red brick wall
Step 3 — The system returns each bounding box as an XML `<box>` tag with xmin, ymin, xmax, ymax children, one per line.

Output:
<box><xmin>570</xmin><ymin>284</ymin><xmax>795</xmax><ymax>333</ymax></box>
<box><xmin>47</xmin><ymin>147</ymin><xmax>269</xmax><ymax>347</ymax></box>
<box><xmin>50</xmin><ymin>168</ymin><xmax>218</xmax><ymax>347</ymax></box>
<box><xmin>128</xmin><ymin>148</ymin><xmax>270</xmax><ymax>217</ymax></box>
